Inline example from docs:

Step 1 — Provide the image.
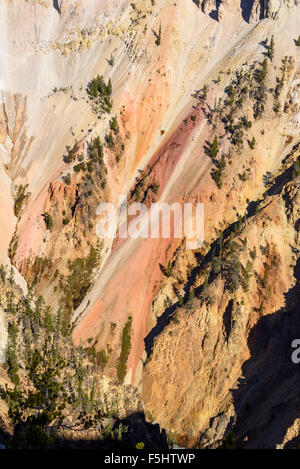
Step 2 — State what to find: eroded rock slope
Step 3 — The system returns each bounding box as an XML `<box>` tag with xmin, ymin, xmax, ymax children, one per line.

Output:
<box><xmin>0</xmin><ymin>0</ymin><xmax>299</xmax><ymax>448</ymax></box>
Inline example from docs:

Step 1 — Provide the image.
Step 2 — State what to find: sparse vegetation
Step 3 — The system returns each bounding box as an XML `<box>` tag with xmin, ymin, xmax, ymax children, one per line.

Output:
<box><xmin>63</xmin><ymin>144</ymin><xmax>78</xmax><ymax>164</ymax></box>
<box><xmin>14</xmin><ymin>185</ymin><xmax>30</xmax><ymax>217</ymax></box>
<box><xmin>4</xmin><ymin>321</ymin><xmax>19</xmax><ymax>385</ymax></box>
<box><xmin>166</xmin><ymin>261</ymin><xmax>173</xmax><ymax>277</ymax></box>
<box><xmin>43</xmin><ymin>213</ymin><xmax>54</xmax><ymax>231</ymax></box>
<box><xmin>263</xmin><ymin>171</ymin><xmax>273</xmax><ymax>187</ymax></box>
<box><xmin>63</xmin><ymin>173</ymin><xmax>71</xmax><ymax>185</ymax></box>
<box><xmin>221</xmin><ymin>431</ymin><xmax>235</xmax><ymax>449</ymax></box>
<box><xmin>62</xmin><ymin>136</ymin><xmax>108</xmax><ymax>200</ymax></box>
<box><xmin>59</xmin><ymin>244</ymin><xmax>101</xmax><ymax>319</ymax></box>
<box><xmin>248</xmin><ymin>137</ymin><xmax>256</xmax><ymax>150</ymax></box>
<box><xmin>253</xmin><ymin>59</ymin><xmax>268</xmax><ymax>119</ymax></box>
<box><xmin>87</xmin><ymin>75</ymin><xmax>113</xmax><ymax>115</ymax></box>
<box><xmin>266</xmin><ymin>35</ymin><xmax>274</xmax><ymax>61</ymax></box>
<box><xmin>110</xmin><ymin>115</ymin><xmax>119</xmax><ymax>135</ymax></box>
<box><xmin>155</xmin><ymin>23</ymin><xmax>161</xmax><ymax>46</ymax></box>
<box><xmin>292</xmin><ymin>158</ymin><xmax>300</xmax><ymax>178</ymax></box>
<box><xmin>29</xmin><ymin>257</ymin><xmax>53</xmax><ymax>286</ymax></box>
<box><xmin>209</xmin><ymin>136</ymin><xmax>219</xmax><ymax>159</ymax></box>
<box><xmin>85</xmin><ymin>344</ymin><xmax>109</xmax><ymax>371</ymax></box>
<box><xmin>211</xmin><ymin>154</ymin><xmax>226</xmax><ymax>188</ymax></box>
<box><xmin>0</xmin><ymin>243</ymin><xmax>152</xmax><ymax>449</ymax></box>
<box><xmin>249</xmin><ymin>246</ymin><xmax>257</xmax><ymax>260</ymax></box>
<box><xmin>151</xmin><ymin>181</ymin><xmax>160</xmax><ymax>194</ymax></box>
<box><xmin>8</xmin><ymin>235</ymin><xmax>19</xmax><ymax>261</ymax></box>
<box><xmin>239</xmin><ymin>171</ymin><xmax>247</xmax><ymax>182</ymax></box>
<box><xmin>105</xmin><ymin>132</ymin><xmax>114</xmax><ymax>149</ymax></box>
<box><xmin>0</xmin><ymin>273</ymin><xmax>108</xmax><ymax>449</ymax></box>
<box><xmin>117</xmin><ymin>316</ymin><xmax>133</xmax><ymax>382</ymax></box>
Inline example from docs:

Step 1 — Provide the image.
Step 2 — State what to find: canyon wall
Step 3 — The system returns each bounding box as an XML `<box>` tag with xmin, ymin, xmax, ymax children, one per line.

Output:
<box><xmin>0</xmin><ymin>0</ymin><xmax>299</xmax><ymax>448</ymax></box>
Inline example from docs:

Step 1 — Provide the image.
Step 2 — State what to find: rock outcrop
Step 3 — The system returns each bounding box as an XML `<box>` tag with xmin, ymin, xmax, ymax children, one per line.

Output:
<box><xmin>143</xmin><ymin>171</ymin><xmax>300</xmax><ymax>448</ymax></box>
<box><xmin>249</xmin><ymin>0</ymin><xmax>262</xmax><ymax>22</ymax></box>
<box><xmin>0</xmin><ymin>0</ymin><xmax>299</xmax><ymax>449</ymax></box>
<box><xmin>198</xmin><ymin>0</ymin><xmax>299</xmax><ymax>22</ymax></box>
<box><xmin>250</xmin><ymin>0</ymin><xmax>300</xmax><ymax>21</ymax></box>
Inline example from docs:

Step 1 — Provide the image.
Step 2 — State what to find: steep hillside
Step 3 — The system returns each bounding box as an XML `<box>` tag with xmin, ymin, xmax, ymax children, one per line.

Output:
<box><xmin>0</xmin><ymin>0</ymin><xmax>299</xmax><ymax>449</ymax></box>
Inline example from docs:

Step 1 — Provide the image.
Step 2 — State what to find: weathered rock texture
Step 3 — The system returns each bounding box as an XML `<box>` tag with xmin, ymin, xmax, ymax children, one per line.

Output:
<box><xmin>143</xmin><ymin>172</ymin><xmax>300</xmax><ymax>448</ymax></box>
<box><xmin>0</xmin><ymin>0</ymin><xmax>299</xmax><ymax>448</ymax></box>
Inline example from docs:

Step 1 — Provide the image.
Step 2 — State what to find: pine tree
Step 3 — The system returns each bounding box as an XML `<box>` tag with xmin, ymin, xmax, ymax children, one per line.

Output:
<box><xmin>209</xmin><ymin>136</ymin><xmax>219</xmax><ymax>158</ymax></box>
<box><xmin>249</xmin><ymin>137</ymin><xmax>256</xmax><ymax>149</ymax></box>
<box><xmin>166</xmin><ymin>261</ymin><xmax>173</xmax><ymax>277</ymax></box>
<box><xmin>221</xmin><ymin>431</ymin><xmax>235</xmax><ymax>449</ymax></box>
<box><xmin>4</xmin><ymin>322</ymin><xmax>20</xmax><ymax>385</ymax></box>
<box><xmin>155</xmin><ymin>23</ymin><xmax>161</xmax><ymax>46</ymax></box>
<box><xmin>267</xmin><ymin>35</ymin><xmax>275</xmax><ymax>60</ymax></box>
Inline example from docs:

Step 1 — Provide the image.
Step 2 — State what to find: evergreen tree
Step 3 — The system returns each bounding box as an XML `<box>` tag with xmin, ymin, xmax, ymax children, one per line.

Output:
<box><xmin>209</xmin><ymin>136</ymin><xmax>219</xmax><ymax>158</ymax></box>
<box><xmin>221</xmin><ymin>431</ymin><xmax>235</xmax><ymax>449</ymax></box>
<box><xmin>249</xmin><ymin>137</ymin><xmax>256</xmax><ymax>149</ymax></box>
<box><xmin>267</xmin><ymin>35</ymin><xmax>274</xmax><ymax>60</ymax></box>
<box><xmin>166</xmin><ymin>261</ymin><xmax>173</xmax><ymax>277</ymax></box>
<box><xmin>155</xmin><ymin>23</ymin><xmax>162</xmax><ymax>46</ymax></box>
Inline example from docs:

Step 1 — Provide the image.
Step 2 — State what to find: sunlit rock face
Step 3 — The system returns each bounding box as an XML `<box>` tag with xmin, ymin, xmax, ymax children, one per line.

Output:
<box><xmin>0</xmin><ymin>0</ymin><xmax>299</xmax><ymax>448</ymax></box>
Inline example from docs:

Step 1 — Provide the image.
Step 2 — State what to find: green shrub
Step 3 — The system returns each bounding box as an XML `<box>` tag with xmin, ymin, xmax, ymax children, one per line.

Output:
<box><xmin>292</xmin><ymin>158</ymin><xmax>300</xmax><ymax>178</ymax></box>
<box><xmin>59</xmin><ymin>245</ymin><xmax>100</xmax><ymax>317</ymax></box>
<box><xmin>63</xmin><ymin>173</ymin><xmax>71</xmax><ymax>185</ymax></box>
<box><xmin>151</xmin><ymin>181</ymin><xmax>160</xmax><ymax>194</ymax></box>
<box><xmin>221</xmin><ymin>431</ymin><xmax>235</xmax><ymax>449</ymax></box>
<box><xmin>4</xmin><ymin>321</ymin><xmax>20</xmax><ymax>385</ymax></box>
<box><xmin>155</xmin><ymin>23</ymin><xmax>161</xmax><ymax>46</ymax></box>
<box><xmin>267</xmin><ymin>35</ymin><xmax>274</xmax><ymax>60</ymax></box>
<box><xmin>110</xmin><ymin>115</ymin><xmax>119</xmax><ymax>134</ymax></box>
<box><xmin>248</xmin><ymin>137</ymin><xmax>256</xmax><ymax>149</ymax></box>
<box><xmin>43</xmin><ymin>213</ymin><xmax>53</xmax><ymax>231</ymax></box>
<box><xmin>250</xmin><ymin>247</ymin><xmax>257</xmax><ymax>260</ymax></box>
<box><xmin>14</xmin><ymin>185</ymin><xmax>30</xmax><ymax>217</ymax></box>
<box><xmin>64</xmin><ymin>146</ymin><xmax>77</xmax><ymax>164</ymax></box>
<box><xmin>136</xmin><ymin>442</ymin><xmax>145</xmax><ymax>449</ymax></box>
<box><xmin>87</xmin><ymin>75</ymin><xmax>112</xmax><ymax>114</ymax></box>
<box><xmin>239</xmin><ymin>172</ymin><xmax>247</xmax><ymax>182</ymax></box>
<box><xmin>273</xmin><ymin>102</ymin><xmax>280</xmax><ymax>113</ymax></box>
<box><xmin>73</xmin><ymin>164</ymin><xmax>81</xmax><ymax>172</ymax></box>
<box><xmin>105</xmin><ymin>132</ymin><xmax>114</xmax><ymax>149</ymax></box>
<box><xmin>166</xmin><ymin>261</ymin><xmax>173</xmax><ymax>277</ymax></box>
<box><xmin>211</xmin><ymin>154</ymin><xmax>226</xmax><ymax>188</ymax></box>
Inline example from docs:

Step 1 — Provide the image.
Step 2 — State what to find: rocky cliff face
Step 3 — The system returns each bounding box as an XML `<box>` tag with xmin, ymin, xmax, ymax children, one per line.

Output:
<box><xmin>0</xmin><ymin>308</ymin><xmax>7</xmax><ymax>364</ymax></box>
<box><xmin>198</xmin><ymin>0</ymin><xmax>299</xmax><ymax>22</ymax></box>
<box><xmin>143</xmin><ymin>168</ymin><xmax>300</xmax><ymax>448</ymax></box>
<box><xmin>0</xmin><ymin>0</ymin><xmax>299</xmax><ymax>448</ymax></box>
